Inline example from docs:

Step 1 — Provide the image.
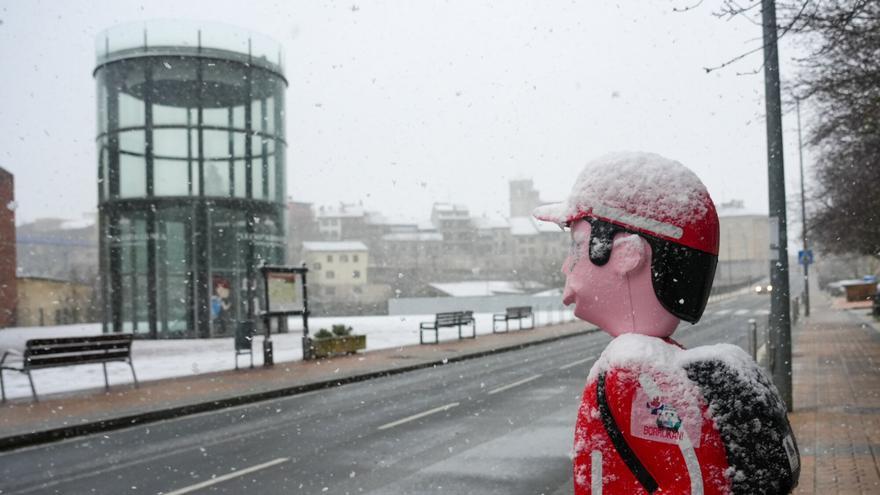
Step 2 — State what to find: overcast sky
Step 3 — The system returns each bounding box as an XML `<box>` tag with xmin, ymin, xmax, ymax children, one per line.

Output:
<box><xmin>0</xmin><ymin>0</ymin><xmax>811</xmax><ymax>226</ymax></box>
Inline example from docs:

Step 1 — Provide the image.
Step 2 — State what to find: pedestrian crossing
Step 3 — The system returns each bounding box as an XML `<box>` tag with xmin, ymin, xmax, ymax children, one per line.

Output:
<box><xmin>704</xmin><ymin>308</ymin><xmax>770</xmax><ymax>317</ymax></box>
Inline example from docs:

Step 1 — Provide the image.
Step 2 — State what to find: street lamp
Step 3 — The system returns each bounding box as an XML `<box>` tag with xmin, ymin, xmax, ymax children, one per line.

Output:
<box><xmin>796</xmin><ymin>97</ymin><xmax>810</xmax><ymax>317</ymax></box>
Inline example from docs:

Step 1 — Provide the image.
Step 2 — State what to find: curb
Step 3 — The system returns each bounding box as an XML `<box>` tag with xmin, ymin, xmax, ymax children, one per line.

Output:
<box><xmin>0</xmin><ymin>326</ymin><xmax>598</xmax><ymax>452</ymax></box>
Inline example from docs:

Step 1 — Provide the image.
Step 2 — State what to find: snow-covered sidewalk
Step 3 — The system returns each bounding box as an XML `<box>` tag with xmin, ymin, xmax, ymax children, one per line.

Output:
<box><xmin>0</xmin><ymin>309</ymin><xmax>574</xmax><ymax>400</ymax></box>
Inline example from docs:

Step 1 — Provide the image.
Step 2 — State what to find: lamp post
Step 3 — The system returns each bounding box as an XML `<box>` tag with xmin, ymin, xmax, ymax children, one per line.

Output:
<box><xmin>796</xmin><ymin>97</ymin><xmax>810</xmax><ymax>317</ymax></box>
<box><xmin>762</xmin><ymin>0</ymin><xmax>793</xmax><ymax>411</ymax></box>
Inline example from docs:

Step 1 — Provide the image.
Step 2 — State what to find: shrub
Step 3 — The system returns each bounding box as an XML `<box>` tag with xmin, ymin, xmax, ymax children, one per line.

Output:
<box><xmin>313</xmin><ymin>328</ymin><xmax>333</xmax><ymax>339</ymax></box>
<box><xmin>331</xmin><ymin>324</ymin><xmax>353</xmax><ymax>337</ymax></box>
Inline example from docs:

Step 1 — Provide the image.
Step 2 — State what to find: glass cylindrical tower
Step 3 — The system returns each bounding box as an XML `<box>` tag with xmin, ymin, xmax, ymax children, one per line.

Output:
<box><xmin>95</xmin><ymin>21</ymin><xmax>287</xmax><ymax>338</ymax></box>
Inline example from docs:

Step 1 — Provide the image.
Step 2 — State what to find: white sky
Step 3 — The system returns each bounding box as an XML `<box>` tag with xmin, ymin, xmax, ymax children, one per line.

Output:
<box><xmin>0</xmin><ymin>0</ymin><xmax>811</xmax><ymax>229</ymax></box>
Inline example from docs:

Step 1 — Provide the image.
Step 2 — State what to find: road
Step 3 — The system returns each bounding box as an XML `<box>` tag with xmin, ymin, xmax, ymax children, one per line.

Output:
<box><xmin>0</xmin><ymin>292</ymin><xmax>770</xmax><ymax>495</ymax></box>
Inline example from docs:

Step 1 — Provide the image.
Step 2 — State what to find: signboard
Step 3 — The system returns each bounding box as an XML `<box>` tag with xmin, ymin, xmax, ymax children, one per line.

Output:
<box><xmin>267</xmin><ymin>271</ymin><xmax>303</xmax><ymax>313</ymax></box>
<box><xmin>798</xmin><ymin>249</ymin><xmax>814</xmax><ymax>266</ymax></box>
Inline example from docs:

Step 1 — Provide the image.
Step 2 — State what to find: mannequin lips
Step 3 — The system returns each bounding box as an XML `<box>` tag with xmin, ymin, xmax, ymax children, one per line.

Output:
<box><xmin>562</xmin><ymin>284</ymin><xmax>576</xmax><ymax>306</ymax></box>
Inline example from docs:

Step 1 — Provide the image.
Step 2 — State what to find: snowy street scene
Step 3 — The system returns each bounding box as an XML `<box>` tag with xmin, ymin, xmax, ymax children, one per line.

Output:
<box><xmin>2</xmin><ymin>1</ymin><xmax>879</xmax><ymax>494</ymax></box>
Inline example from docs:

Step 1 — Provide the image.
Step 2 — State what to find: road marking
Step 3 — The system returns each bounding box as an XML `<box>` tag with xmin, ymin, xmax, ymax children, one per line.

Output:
<box><xmin>559</xmin><ymin>356</ymin><xmax>595</xmax><ymax>370</ymax></box>
<box><xmin>715</xmin><ymin>309</ymin><xmax>732</xmax><ymax>315</ymax></box>
<box><xmin>734</xmin><ymin>309</ymin><xmax>750</xmax><ymax>315</ymax></box>
<box><xmin>162</xmin><ymin>457</ymin><xmax>289</xmax><ymax>495</ymax></box>
<box><xmin>487</xmin><ymin>374</ymin><xmax>543</xmax><ymax>395</ymax></box>
<box><xmin>756</xmin><ymin>309</ymin><xmax>770</xmax><ymax>315</ymax></box>
<box><xmin>378</xmin><ymin>402</ymin><xmax>460</xmax><ymax>430</ymax></box>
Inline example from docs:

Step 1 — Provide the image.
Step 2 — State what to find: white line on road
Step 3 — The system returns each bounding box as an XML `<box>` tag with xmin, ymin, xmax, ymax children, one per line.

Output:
<box><xmin>162</xmin><ymin>457</ymin><xmax>289</xmax><ymax>495</ymax></box>
<box><xmin>756</xmin><ymin>309</ymin><xmax>770</xmax><ymax>315</ymax></box>
<box><xmin>487</xmin><ymin>374</ymin><xmax>543</xmax><ymax>395</ymax></box>
<box><xmin>559</xmin><ymin>356</ymin><xmax>595</xmax><ymax>370</ymax></box>
<box><xmin>715</xmin><ymin>309</ymin><xmax>732</xmax><ymax>315</ymax></box>
<box><xmin>378</xmin><ymin>402</ymin><xmax>460</xmax><ymax>430</ymax></box>
<box><xmin>734</xmin><ymin>309</ymin><xmax>750</xmax><ymax>316</ymax></box>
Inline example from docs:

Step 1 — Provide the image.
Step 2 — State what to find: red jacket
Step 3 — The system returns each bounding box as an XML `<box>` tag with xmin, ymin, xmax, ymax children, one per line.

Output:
<box><xmin>574</xmin><ymin>337</ymin><xmax>799</xmax><ymax>494</ymax></box>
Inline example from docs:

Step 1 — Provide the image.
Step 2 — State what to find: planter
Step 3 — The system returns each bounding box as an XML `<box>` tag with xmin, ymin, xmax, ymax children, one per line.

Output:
<box><xmin>311</xmin><ymin>335</ymin><xmax>367</xmax><ymax>358</ymax></box>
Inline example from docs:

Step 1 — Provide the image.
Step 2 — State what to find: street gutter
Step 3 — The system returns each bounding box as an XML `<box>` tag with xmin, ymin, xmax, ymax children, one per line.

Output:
<box><xmin>0</xmin><ymin>326</ymin><xmax>597</xmax><ymax>452</ymax></box>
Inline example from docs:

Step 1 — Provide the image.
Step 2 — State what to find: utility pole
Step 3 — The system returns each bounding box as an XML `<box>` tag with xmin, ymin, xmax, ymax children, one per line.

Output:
<box><xmin>796</xmin><ymin>98</ymin><xmax>810</xmax><ymax>317</ymax></box>
<box><xmin>762</xmin><ymin>0</ymin><xmax>793</xmax><ymax>411</ymax></box>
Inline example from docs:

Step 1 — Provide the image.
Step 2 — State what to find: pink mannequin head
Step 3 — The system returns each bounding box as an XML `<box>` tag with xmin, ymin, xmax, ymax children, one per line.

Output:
<box><xmin>562</xmin><ymin>219</ymin><xmax>680</xmax><ymax>338</ymax></box>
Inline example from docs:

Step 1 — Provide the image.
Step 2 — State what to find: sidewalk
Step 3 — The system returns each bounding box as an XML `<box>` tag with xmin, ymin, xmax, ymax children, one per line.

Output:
<box><xmin>0</xmin><ymin>320</ymin><xmax>593</xmax><ymax>451</ymax></box>
<box><xmin>790</xmin><ymin>291</ymin><xmax>880</xmax><ymax>494</ymax></box>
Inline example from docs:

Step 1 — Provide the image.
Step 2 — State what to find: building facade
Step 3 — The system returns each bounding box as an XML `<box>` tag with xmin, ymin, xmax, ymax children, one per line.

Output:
<box><xmin>717</xmin><ymin>200</ymin><xmax>770</xmax><ymax>286</ymax></box>
<box><xmin>16</xmin><ymin>277</ymin><xmax>96</xmax><ymax>327</ymax></box>
<box><xmin>302</xmin><ymin>241</ymin><xmax>389</xmax><ymax>314</ymax></box>
<box><xmin>0</xmin><ymin>167</ymin><xmax>15</xmax><ymax>327</ymax></box>
<box><xmin>95</xmin><ymin>22</ymin><xmax>287</xmax><ymax>338</ymax></box>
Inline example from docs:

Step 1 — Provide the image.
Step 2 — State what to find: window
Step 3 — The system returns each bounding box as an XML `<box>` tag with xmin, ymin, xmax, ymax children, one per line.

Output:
<box><xmin>324</xmin><ymin>286</ymin><xmax>336</xmax><ymax>296</ymax></box>
<box><xmin>353</xmin><ymin>286</ymin><xmax>363</xmax><ymax>294</ymax></box>
<box><xmin>353</xmin><ymin>254</ymin><xmax>359</xmax><ymax>262</ymax></box>
<box><xmin>353</xmin><ymin>270</ymin><xmax>361</xmax><ymax>279</ymax></box>
<box><xmin>327</xmin><ymin>254</ymin><xmax>333</xmax><ymax>262</ymax></box>
<box><xmin>340</xmin><ymin>254</ymin><xmax>349</xmax><ymax>262</ymax></box>
<box><xmin>325</xmin><ymin>270</ymin><xmax>335</xmax><ymax>279</ymax></box>
<box><xmin>313</xmin><ymin>262</ymin><xmax>322</xmax><ymax>270</ymax></box>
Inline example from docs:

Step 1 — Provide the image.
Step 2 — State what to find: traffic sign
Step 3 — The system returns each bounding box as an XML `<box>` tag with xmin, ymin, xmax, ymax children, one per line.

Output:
<box><xmin>798</xmin><ymin>249</ymin><xmax>814</xmax><ymax>266</ymax></box>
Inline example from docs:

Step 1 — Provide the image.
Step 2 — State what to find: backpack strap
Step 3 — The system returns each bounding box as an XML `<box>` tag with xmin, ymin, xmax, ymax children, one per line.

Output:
<box><xmin>597</xmin><ymin>372</ymin><xmax>659</xmax><ymax>493</ymax></box>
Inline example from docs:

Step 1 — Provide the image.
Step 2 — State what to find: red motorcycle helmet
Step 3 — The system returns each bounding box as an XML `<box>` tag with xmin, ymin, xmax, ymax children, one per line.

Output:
<box><xmin>535</xmin><ymin>152</ymin><xmax>719</xmax><ymax>323</ymax></box>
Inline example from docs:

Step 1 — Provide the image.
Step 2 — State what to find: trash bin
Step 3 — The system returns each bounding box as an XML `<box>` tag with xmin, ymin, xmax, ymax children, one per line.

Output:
<box><xmin>235</xmin><ymin>321</ymin><xmax>255</xmax><ymax>369</ymax></box>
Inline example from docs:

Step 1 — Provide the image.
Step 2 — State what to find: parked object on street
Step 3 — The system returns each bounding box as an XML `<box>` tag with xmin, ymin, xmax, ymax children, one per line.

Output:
<box><xmin>755</xmin><ymin>283</ymin><xmax>773</xmax><ymax>294</ymax></box>
<box><xmin>842</xmin><ymin>281</ymin><xmax>877</xmax><ymax>302</ymax></box>
<box><xmin>1</xmin><ymin>334</ymin><xmax>138</xmax><ymax>402</ymax></box>
<box><xmin>492</xmin><ymin>306</ymin><xmax>535</xmax><ymax>333</ymax></box>
<box><xmin>419</xmin><ymin>311</ymin><xmax>476</xmax><ymax>344</ymax></box>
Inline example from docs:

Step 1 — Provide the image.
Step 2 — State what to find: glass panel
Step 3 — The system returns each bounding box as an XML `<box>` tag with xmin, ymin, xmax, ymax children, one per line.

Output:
<box><xmin>152</xmin><ymin>104</ymin><xmax>188</xmax><ymax>125</ymax></box>
<box><xmin>119</xmin><ymin>154</ymin><xmax>146</xmax><ymax>197</ymax></box>
<box><xmin>232</xmin><ymin>105</ymin><xmax>245</xmax><ymax>129</ymax></box>
<box><xmin>204</xmin><ymin>161</ymin><xmax>229</xmax><ymax>197</ymax></box>
<box><xmin>154</xmin><ymin>159</ymin><xmax>189</xmax><ymax>196</ymax></box>
<box><xmin>203</xmin><ymin>107</ymin><xmax>227</xmax><ymax>127</ymax></box>
<box><xmin>233</xmin><ymin>159</ymin><xmax>246</xmax><ymax>198</ymax></box>
<box><xmin>251</xmin><ymin>160</ymin><xmax>265</xmax><ymax>200</ymax></box>
<box><xmin>202</xmin><ymin>129</ymin><xmax>231</xmax><ymax>159</ymax></box>
<box><xmin>96</xmin><ymin>75</ymin><xmax>107</xmax><ymax>135</ymax></box>
<box><xmin>156</xmin><ymin>214</ymin><xmax>189</xmax><ymax>335</ymax></box>
<box><xmin>251</xmin><ymin>99</ymin><xmax>263</xmax><ymax>132</ymax></box>
<box><xmin>251</xmin><ymin>136</ymin><xmax>274</xmax><ymax>158</ymax></box>
<box><xmin>232</xmin><ymin>131</ymin><xmax>246</xmax><ymax>159</ymax></box>
<box><xmin>153</xmin><ymin>128</ymin><xmax>188</xmax><ymax>158</ymax></box>
<box><xmin>267</xmin><ymin>155</ymin><xmax>276</xmax><ymax>201</ymax></box>
<box><xmin>265</xmin><ymin>96</ymin><xmax>274</xmax><ymax>134</ymax></box>
<box><xmin>119</xmin><ymin>130</ymin><xmax>146</xmax><ymax>154</ymax></box>
<box><xmin>119</xmin><ymin>92</ymin><xmax>145</xmax><ymax>128</ymax></box>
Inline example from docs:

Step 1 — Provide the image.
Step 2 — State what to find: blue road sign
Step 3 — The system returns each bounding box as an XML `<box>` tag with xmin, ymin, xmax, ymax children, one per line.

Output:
<box><xmin>798</xmin><ymin>249</ymin><xmax>814</xmax><ymax>266</ymax></box>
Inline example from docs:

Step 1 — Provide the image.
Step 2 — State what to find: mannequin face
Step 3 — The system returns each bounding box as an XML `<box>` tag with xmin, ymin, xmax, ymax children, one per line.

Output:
<box><xmin>562</xmin><ymin>219</ymin><xmax>680</xmax><ymax>338</ymax></box>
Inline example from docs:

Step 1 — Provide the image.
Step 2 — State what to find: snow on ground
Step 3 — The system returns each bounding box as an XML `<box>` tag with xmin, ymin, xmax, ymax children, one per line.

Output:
<box><xmin>0</xmin><ymin>309</ymin><xmax>575</xmax><ymax>400</ymax></box>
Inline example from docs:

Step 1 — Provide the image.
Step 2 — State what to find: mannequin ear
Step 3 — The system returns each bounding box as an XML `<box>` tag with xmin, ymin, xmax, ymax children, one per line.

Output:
<box><xmin>609</xmin><ymin>233</ymin><xmax>648</xmax><ymax>276</ymax></box>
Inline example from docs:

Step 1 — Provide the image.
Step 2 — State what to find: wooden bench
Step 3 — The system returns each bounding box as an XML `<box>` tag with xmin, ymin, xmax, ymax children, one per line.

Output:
<box><xmin>0</xmin><ymin>334</ymin><xmax>138</xmax><ymax>402</ymax></box>
<box><xmin>419</xmin><ymin>311</ymin><xmax>476</xmax><ymax>344</ymax></box>
<box><xmin>492</xmin><ymin>306</ymin><xmax>534</xmax><ymax>333</ymax></box>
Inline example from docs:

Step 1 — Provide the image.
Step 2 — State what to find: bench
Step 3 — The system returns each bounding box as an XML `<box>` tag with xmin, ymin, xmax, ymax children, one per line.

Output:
<box><xmin>1</xmin><ymin>334</ymin><xmax>138</xmax><ymax>402</ymax></box>
<box><xmin>419</xmin><ymin>311</ymin><xmax>476</xmax><ymax>344</ymax></box>
<box><xmin>492</xmin><ymin>306</ymin><xmax>534</xmax><ymax>333</ymax></box>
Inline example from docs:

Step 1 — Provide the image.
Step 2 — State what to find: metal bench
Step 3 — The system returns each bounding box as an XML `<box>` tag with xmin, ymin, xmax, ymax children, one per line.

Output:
<box><xmin>1</xmin><ymin>334</ymin><xmax>138</xmax><ymax>402</ymax></box>
<box><xmin>419</xmin><ymin>311</ymin><xmax>476</xmax><ymax>344</ymax></box>
<box><xmin>492</xmin><ymin>306</ymin><xmax>535</xmax><ymax>333</ymax></box>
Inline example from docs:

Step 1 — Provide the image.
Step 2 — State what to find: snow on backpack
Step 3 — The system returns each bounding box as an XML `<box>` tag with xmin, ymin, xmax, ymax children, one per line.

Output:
<box><xmin>573</xmin><ymin>335</ymin><xmax>800</xmax><ymax>494</ymax></box>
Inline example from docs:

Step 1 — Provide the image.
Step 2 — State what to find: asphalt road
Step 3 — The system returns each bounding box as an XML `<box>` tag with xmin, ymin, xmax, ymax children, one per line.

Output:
<box><xmin>0</xmin><ymin>292</ymin><xmax>770</xmax><ymax>495</ymax></box>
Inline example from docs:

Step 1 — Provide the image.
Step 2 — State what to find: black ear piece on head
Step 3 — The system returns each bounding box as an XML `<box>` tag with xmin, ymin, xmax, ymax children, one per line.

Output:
<box><xmin>588</xmin><ymin>220</ymin><xmax>617</xmax><ymax>266</ymax></box>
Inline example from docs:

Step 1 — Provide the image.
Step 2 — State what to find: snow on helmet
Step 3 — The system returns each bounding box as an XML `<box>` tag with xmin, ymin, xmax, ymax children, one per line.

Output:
<box><xmin>534</xmin><ymin>151</ymin><xmax>719</xmax><ymax>323</ymax></box>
